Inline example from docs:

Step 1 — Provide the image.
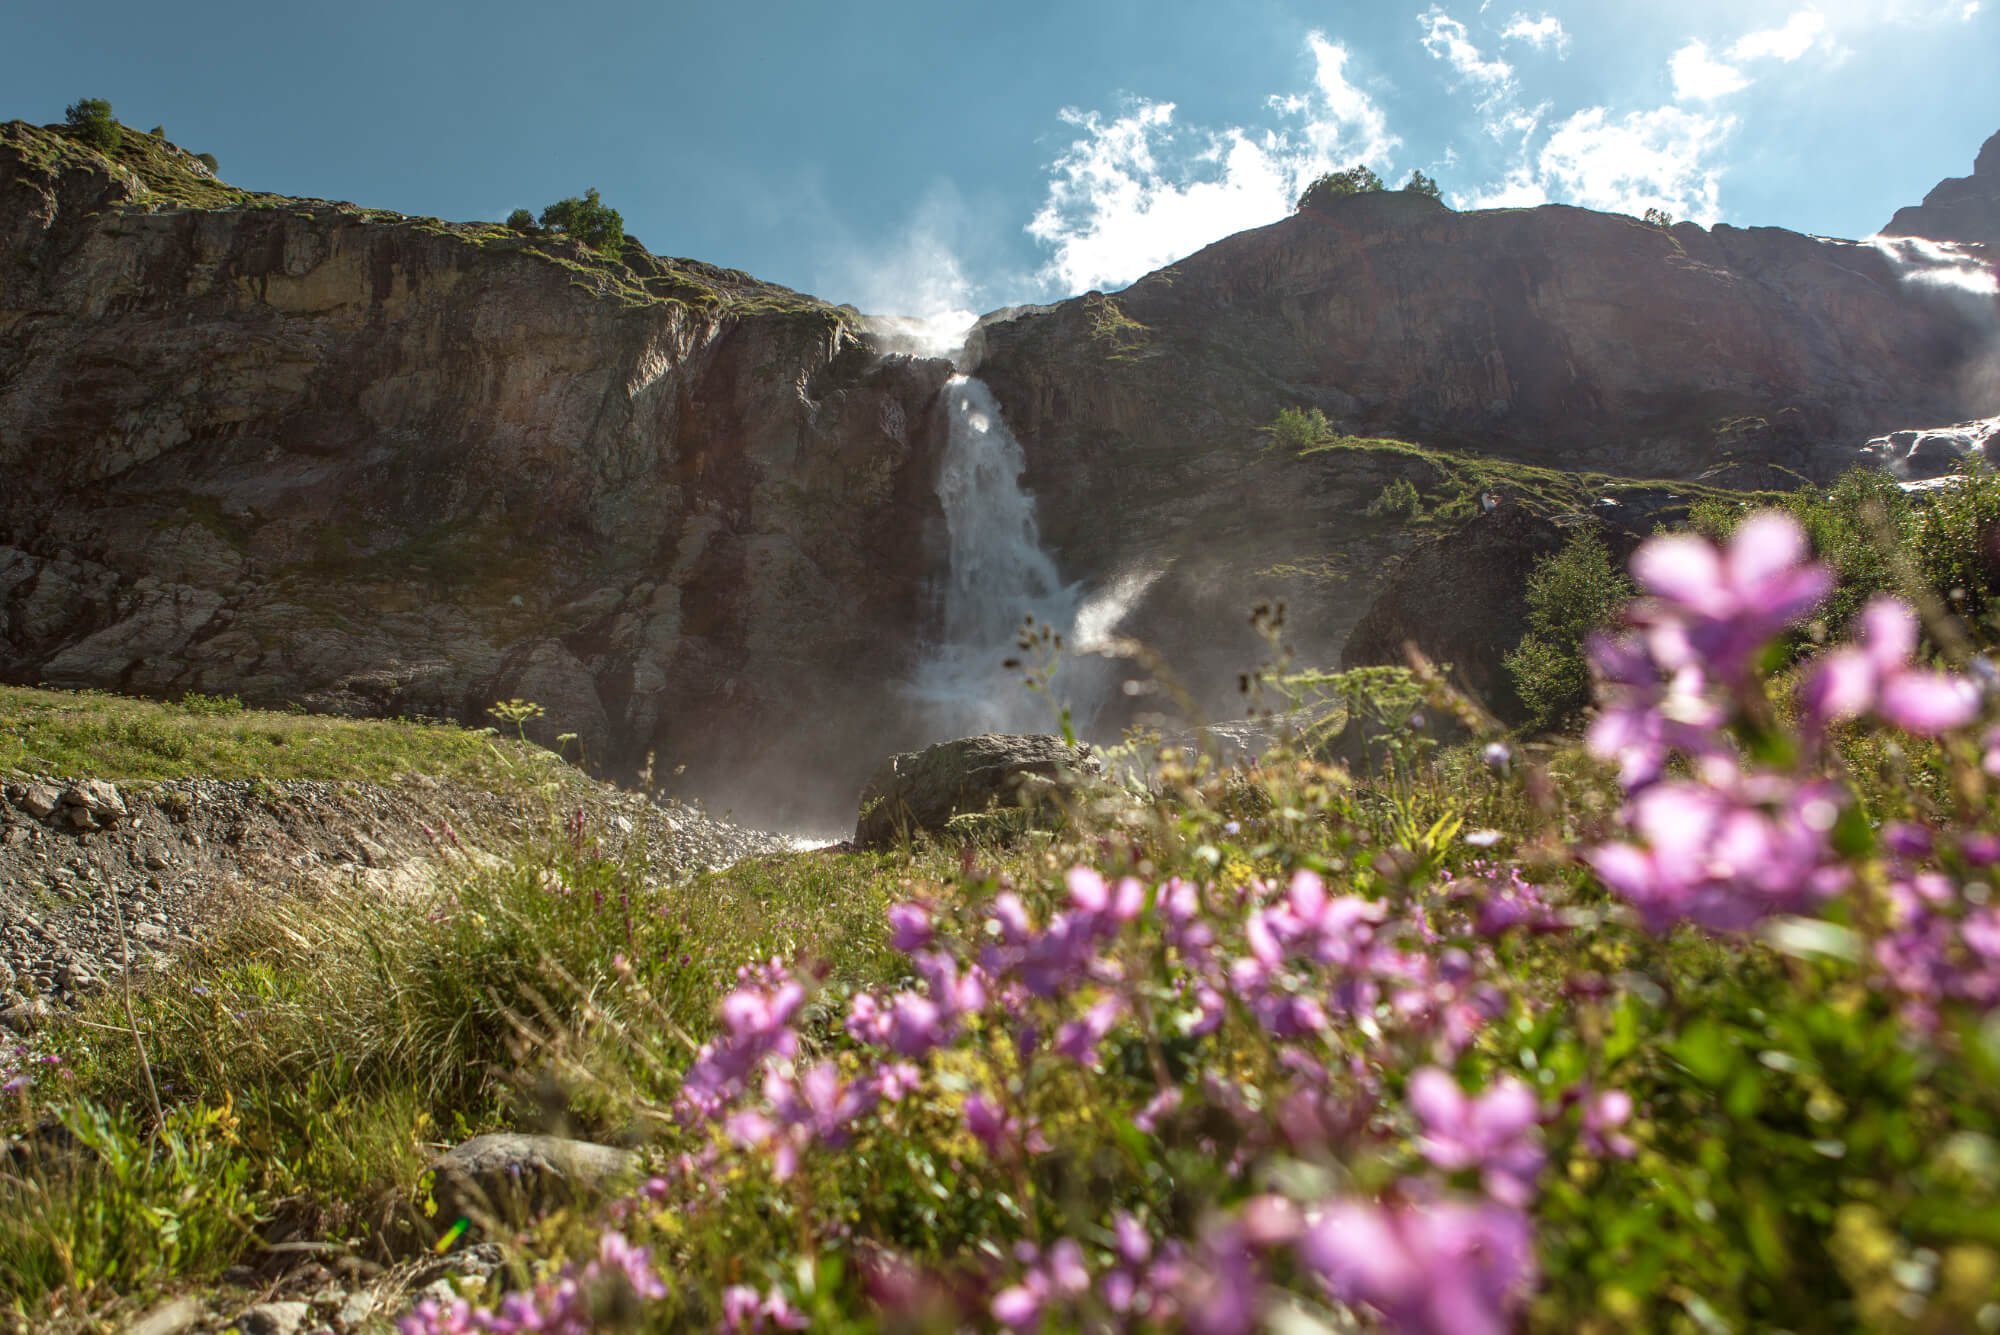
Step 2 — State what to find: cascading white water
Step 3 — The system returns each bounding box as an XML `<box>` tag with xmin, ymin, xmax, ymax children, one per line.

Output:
<box><xmin>908</xmin><ymin>375</ymin><xmax>1084</xmax><ymax>736</ymax></box>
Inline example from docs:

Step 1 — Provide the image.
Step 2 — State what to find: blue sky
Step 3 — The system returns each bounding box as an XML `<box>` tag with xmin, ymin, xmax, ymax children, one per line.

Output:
<box><xmin>4</xmin><ymin>1</ymin><xmax>1994</xmax><ymax>322</ymax></box>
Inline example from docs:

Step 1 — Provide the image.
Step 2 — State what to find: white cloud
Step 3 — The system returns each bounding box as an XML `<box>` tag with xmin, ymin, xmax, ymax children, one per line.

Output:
<box><xmin>1026</xmin><ymin>33</ymin><xmax>1399</xmax><ymax>294</ymax></box>
<box><xmin>1728</xmin><ymin>8</ymin><xmax>1829</xmax><ymax>60</ymax></box>
<box><xmin>1669</xmin><ymin>40</ymin><xmax>1752</xmax><ymax>100</ymax></box>
<box><xmin>1500</xmin><ymin>12</ymin><xmax>1571</xmax><ymax>54</ymax></box>
<box><xmin>1534</xmin><ymin>106</ymin><xmax>1735</xmax><ymax>222</ymax></box>
<box><xmin>1420</xmin><ymin>8</ymin><xmax>1516</xmax><ymax>98</ymax></box>
<box><xmin>1464</xmin><ymin>166</ymin><xmax>1550</xmax><ymax>208</ymax></box>
<box><xmin>1464</xmin><ymin>105</ymin><xmax>1733</xmax><ymax>223</ymax></box>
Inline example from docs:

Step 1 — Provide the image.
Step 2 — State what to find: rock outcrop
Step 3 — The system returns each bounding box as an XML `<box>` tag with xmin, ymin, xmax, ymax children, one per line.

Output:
<box><xmin>1859</xmin><ymin>416</ymin><xmax>2000</xmax><ymax>479</ymax></box>
<box><xmin>1882</xmin><ymin>130</ymin><xmax>2000</xmax><ymax>248</ymax></box>
<box><xmin>7</xmin><ymin>117</ymin><xmax>1999</xmax><ymax>805</ymax></box>
<box><xmin>0</xmin><ymin>122</ymin><xmax>954</xmax><ymax>826</ymax></box>
<box><xmin>854</xmin><ymin>734</ymin><xmax>1101</xmax><ymax>849</ymax></box>
<box><xmin>966</xmin><ymin>167</ymin><xmax>1996</xmax><ymax>726</ymax></box>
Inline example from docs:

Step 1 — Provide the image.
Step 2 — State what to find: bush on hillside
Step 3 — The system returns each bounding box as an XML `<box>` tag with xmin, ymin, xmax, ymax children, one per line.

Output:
<box><xmin>1689</xmin><ymin>464</ymin><xmax>2000</xmax><ymax>649</ymax></box>
<box><xmin>505</xmin><ymin>208</ymin><xmax>537</xmax><ymax>234</ymax></box>
<box><xmin>63</xmin><ymin>98</ymin><xmax>120</xmax><ymax>152</ymax></box>
<box><xmin>1365</xmin><ymin>476</ymin><xmax>1422</xmax><ymax>521</ymax></box>
<box><xmin>1404</xmin><ymin>168</ymin><xmax>1443</xmax><ymax>200</ymax></box>
<box><xmin>538</xmin><ymin>187</ymin><xmax>624</xmax><ymax>253</ymax></box>
<box><xmin>194</xmin><ymin>151</ymin><xmax>219</xmax><ymax>174</ymax></box>
<box><xmin>1297</xmin><ymin>164</ymin><xmax>1384</xmax><ymax>212</ymax></box>
<box><xmin>1504</xmin><ymin>527</ymin><xmax>1633</xmax><ymax>729</ymax></box>
<box><xmin>1268</xmin><ymin>405</ymin><xmax>1332</xmax><ymax>452</ymax></box>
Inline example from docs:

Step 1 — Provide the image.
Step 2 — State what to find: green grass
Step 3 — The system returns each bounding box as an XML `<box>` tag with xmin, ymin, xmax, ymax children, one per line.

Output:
<box><xmin>4</xmin><ymin>829</ymin><xmax>958</xmax><ymax>1323</ymax></box>
<box><xmin>0</xmin><ymin>685</ymin><xmax>572</xmax><ymax>794</ymax></box>
<box><xmin>1294</xmin><ymin>429</ymin><xmax>1779</xmax><ymax>527</ymax></box>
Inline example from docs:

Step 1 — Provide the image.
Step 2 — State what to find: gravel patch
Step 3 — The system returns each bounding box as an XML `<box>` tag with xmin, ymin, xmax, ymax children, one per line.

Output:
<box><xmin>0</xmin><ymin>774</ymin><xmax>786</xmax><ymax>1022</ymax></box>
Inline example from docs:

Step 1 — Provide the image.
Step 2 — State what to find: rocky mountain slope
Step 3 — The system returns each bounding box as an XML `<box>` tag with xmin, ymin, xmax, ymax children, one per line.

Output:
<box><xmin>2</xmin><ymin>118</ymin><xmax>1996</xmax><ymax>805</ymax></box>
<box><xmin>1883</xmin><ymin>129</ymin><xmax>2000</xmax><ymax>248</ymax></box>
<box><xmin>967</xmin><ymin>143</ymin><xmax>1997</xmax><ymax>718</ymax></box>
<box><xmin>0</xmin><ymin>122</ymin><xmax>953</xmax><ymax>827</ymax></box>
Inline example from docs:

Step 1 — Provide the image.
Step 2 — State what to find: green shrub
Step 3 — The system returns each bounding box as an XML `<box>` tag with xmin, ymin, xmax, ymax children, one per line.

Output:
<box><xmin>1683</xmin><ymin>465</ymin><xmax>2000</xmax><ymax>648</ymax></box>
<box><xmin>1913</xmin><ymin>462</ymin><xmax>2000</xmax><ymax>630</ymax></box>
<box><xmin>1404</xmin><ymin>168</ymin><xmax>1443</xmax><ymax>200</ymax></box>
<box><xmin>1504</xmin><ymin>528</ymin><xmax>1633</xmax><ymax>729</ymax></box>
<box><xmin>1365</xmin><ymin>476</ymin><xmax>1422</xmax><ymax>521</ymax></box>
<box><xmin>538</xmin><ymin>187</ymin><xmax>624</xmax><ymax>254</ymax></box>
<box><xmin>1268</xmin><ymin>405</ymin><xmax>1332</xmax><ymax>452</ymax></box>
<box><xmin>194</xmin><ymin>151</ymin><xmax>218</xmax><ymax>173</ymax></box>
<box><xmin>505</xmin><ymin>207</ymin><xmax>537</xmax><ymax>233</ymax></box>
<box><xmin>1297</xmin><ymin>164</ymin><xmax>1384</xmax><ymax>212</ymax></box>
<box><xmin>62</xmin><ymin>98</ymin><xmax>120</xmax><ymax>152</ymax></box>
<box><xmin>0</xmin><ymin>1101</ymin><xmax>260</xmax><ymax>1305</ymax></box>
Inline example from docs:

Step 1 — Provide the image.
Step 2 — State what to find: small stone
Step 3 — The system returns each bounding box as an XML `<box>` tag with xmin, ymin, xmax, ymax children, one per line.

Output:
<box><xmin>335</xmin><ymin>1290</ymin><xmax>376</xmax><ymax>1326</ymax></box>
<box><xmin>235</xmin><ymin>1301</ymin><xmax>312</xmax><ymax>1335</ymax></box>
<box><xmin>127</xmin><ymin>1295</ymin><xmax>205</xmax><ymax>1335</ymax></box>
<box><xmin>59</xmin><ymin>780</ymin><xmax>128</xmax><ymax>832</ymax></box>
<box><xmin>416</xmin><ymin>1279</ymin><xmax>460</xmax><ymax>1306</ymax></box>
<box><xmin>429</xmin><ymin>1134</ymin><xmax>637</xmax><ymax>1235</ymax></box>
<box><xmin>0</xmin><ymin>1000</ymin><xmax>50</xmax><ymax>1033</ymax></box>
<box><xmin>15</xmin><ymin>785</ymin><xmax>60</xmax><ymax>821</ymax></box>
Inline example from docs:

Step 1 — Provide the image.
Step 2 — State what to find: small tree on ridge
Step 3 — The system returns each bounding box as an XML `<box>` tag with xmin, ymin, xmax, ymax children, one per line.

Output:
<box><xmin>63</xmin><ymin>98</ymin><xmax>120</xmax><ymax>152</ymax></box>
<box><xmin>1297</xmin><ymin>165</ymin><xmax>1385</xmax><ymax>212</ymax></box>
<box><xmin>538</xmin><ymin>188</ymin><xmax>624</xmax><ymax>254</ymax></box>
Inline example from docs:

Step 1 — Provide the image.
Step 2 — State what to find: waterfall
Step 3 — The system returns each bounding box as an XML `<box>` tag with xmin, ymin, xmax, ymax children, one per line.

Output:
<box><xmin>908</xmin><ymin>375</ymin><xmax>1084</xmax><ymax>736</ymax></box>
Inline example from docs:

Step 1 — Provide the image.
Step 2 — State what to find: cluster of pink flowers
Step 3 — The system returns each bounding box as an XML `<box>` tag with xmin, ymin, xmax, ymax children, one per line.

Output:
<box><xmin>392</xmin><ymin>507</ymin><xmax>2000</xmax><ymax>1333</ymax></box>
<box><xmin>1586</xmin><ymin>513</ymin><xmax>1991</xmax><ymax>942</ymax></box>
<box><xmin>396</xmin><ymin>1231</ymin><xmax>666</xmax><ymax>1335</ymax></box>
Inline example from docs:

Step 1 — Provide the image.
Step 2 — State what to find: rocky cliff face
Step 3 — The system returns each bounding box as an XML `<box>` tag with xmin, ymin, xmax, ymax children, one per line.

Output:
<box><xmin>0</xmin><ymin>122</ymin><xmax>954</xmax><ymax>827</ymax></box>
<box><xmin>968</xmin><ymin>176</ymin><xmax>1997</xmax><ymax>723</ymax></box>
<box><xmin>5</xmin><ymin>117</ymin><xmax>1998</xmax><ymax>800</ymax></box>
<box><xmin>1882</xmin><ymin>131</ymin><xmax>2000</xmax><ymax>248</ymax></box>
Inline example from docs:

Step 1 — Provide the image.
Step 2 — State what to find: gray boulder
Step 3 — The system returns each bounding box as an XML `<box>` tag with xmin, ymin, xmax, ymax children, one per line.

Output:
<box><xmin>854</xmin><ymin>734</ymin><xmax>1101</xmax><ymax>849</ymax></box>
<box><xmin>11</xmin><ymin>784</ymin><xmax>61</xmax><ymax>821</ymax></box>
<box><xmin>428</xmin><ymin>1134</ymin><xmax>637</xmax><ymax>1234</ymax></box>
<box><xmin>59</xmin><ymin>779</ymin><xmax>127</xmax><ymax>831</ymax></box>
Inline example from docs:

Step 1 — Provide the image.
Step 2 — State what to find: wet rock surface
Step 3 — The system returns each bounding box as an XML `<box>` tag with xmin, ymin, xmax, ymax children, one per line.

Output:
<box><xmin>1859</xmin><ymin>415</ymin><xmax>2000</xmax><ymax>479</ymax></box>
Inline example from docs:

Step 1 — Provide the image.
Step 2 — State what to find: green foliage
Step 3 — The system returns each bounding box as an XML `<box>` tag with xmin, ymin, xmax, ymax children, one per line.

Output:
<box><xmin>538</xmin><ymin>187</ymin><xmax>625</xmax><ymax>253</ymax></box>
<box><xmin>1365</xmin><ymin>476</ymin><xmax>1423</xmax><ymax>521</ymax></box>
<box><xmin>1688</xmin><ymin>464</ymin><xmax>2000</xmax><ymax>648</ymax></box>
<box><xmin>1267</xmin><ymin>405</ymin><xmax>1333</xmax><ymax>452</ymax></box>
<box><xmin>1504</xmin><ymin>529</ymin><xmax>1634</xmax><ymax>730</ymax></box>
<box><xmin>0</xmin><ymin>684</ymin><xmax>570</xmax><ymax>794</ymax></box>
<box><xmin>1643</xmin><ymin>206</ymin><xmax>1676</xmax><ymax>227</ymax></box>
<box><xmin>0</xmin><ymin>1100</ymin><xmax>259</xmax><ymax>1308</ymax></box>
<box><xmin>1404</xmin><ymin>168</ymin><xmax>1443</xmax><ymax>200</ymax></box>
<box><xmin>147</xmin><ymin>125</ymin><xmax>164</xmax><ymax>137</ymax></box>
<box><xmin>1272</xmin><ymin>410</ymin><xmax>1776</xmax><ymax>528</ymax></box>
<box><xmin>62</xmin><ymin>97</ymin><xmax>120</xmax><ymax>151</ymax></box>
<box><xmin>505</xmin><ymin>207</ymin><xmax>537</xmax><ymax>233</ymax></box>
<box><xmin>1297</xmin><ymin>164</ymin><xmax>1385</xmax><ymax>211</ymax></box>
<box><xmin>1915</xmin><ymin>463</ymin><xmax>2000</xmax><ymax>629</ymax></box>
<box><xmin>193</xmin><ymin>150</ymin><xmax>218</xmax><ymax>173</ymax></box>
